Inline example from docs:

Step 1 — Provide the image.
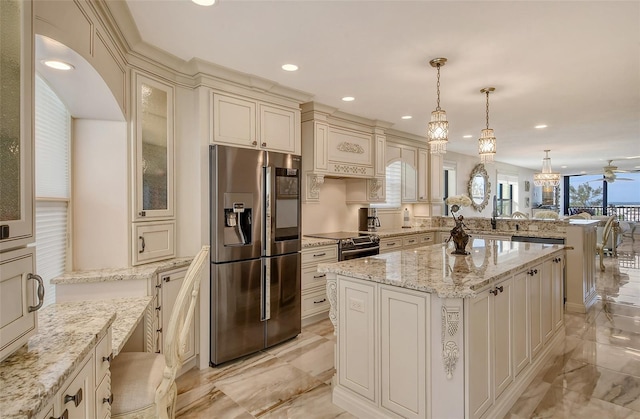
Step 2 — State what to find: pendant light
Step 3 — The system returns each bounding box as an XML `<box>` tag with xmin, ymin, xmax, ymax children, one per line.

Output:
<box><xmin>478</xmin><ymin>87</ymin><xmax>497</xmax><ymax>163</ymax></box>
<box><xmin>533</xmin><ymin>150</ymin><xmax>561</xmax><ymax>187</ymax></box>
<box><xmin>427</xmin><ymin>58</ymin><xmax>449</xmax><ymax>154</ymax></box>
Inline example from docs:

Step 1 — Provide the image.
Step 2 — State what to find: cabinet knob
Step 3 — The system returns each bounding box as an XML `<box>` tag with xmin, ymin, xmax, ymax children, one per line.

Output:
<box><xmin>313</xmin><ymin>298</ymin><xmax>327</xmax><ymax>304</ymax></box>
<box><xmin>262</xmin><ymin>142</ymin><xmax>267</xmax><ymax>147</ymax></box>
<box><xmin>252</xmin><ymin>141</ymin><xmax>257</xmax><ymax>146</ymax></box>
<box><xmin>497</xmin><ymin>285</ymin><xmax>504</xmax><ymax>293</ymax></box>
<box><xmin>313</xmin><ymin>274</ymin><xmax>326</xmax><ymax>279</ymax></box>
<box><xmin>139</xmin><ymin>211</ymin><xmax>146</xmax><ymax>217</ymax></box>
<box><xmin>103</xmin><ymin>395</ymin><xmax>113</xmax><ymax>405</ymax></box>
<box><xmin>64</xmin><ymin>388</ymin><xmax>83</xmax><ymax>407</ymax></box>
<box><xmin>490</xmin><ymin>289</ymin><xmax>498</xmax><ymax>296</ymax></box>
<box><xmin>313</xmin><ymin>252</ymin><xmax>326</xmax><ymax>257</ymax></box>
<box><xmin>102</xmin><ymin>354</ymin><xmax>112</xmax><ymax>364</ymax></box>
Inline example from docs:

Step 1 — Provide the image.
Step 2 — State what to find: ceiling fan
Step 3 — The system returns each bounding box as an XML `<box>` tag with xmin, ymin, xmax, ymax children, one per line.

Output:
<box><xmin>587</xmin><ymin>160</ymin><xmax>634</xmax><ymax>183</ymax></box>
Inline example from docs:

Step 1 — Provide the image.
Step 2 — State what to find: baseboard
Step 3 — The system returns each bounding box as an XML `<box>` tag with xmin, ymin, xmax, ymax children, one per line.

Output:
<box><xmin>333</xmin><ymin>385</ymin><xmax>401</xmax><ymax>419</ymax></box>
<box><xmin>302</xmin><ymin>310</ymin><xmax>329</xmax><ymax>328</ymax></box>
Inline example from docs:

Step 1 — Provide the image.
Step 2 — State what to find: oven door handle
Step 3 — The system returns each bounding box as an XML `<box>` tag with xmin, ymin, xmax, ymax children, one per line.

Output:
<box><xmin>340</xmin><ymin>247</ymin><xmax>380</xmax><ymax>256</ymax></box>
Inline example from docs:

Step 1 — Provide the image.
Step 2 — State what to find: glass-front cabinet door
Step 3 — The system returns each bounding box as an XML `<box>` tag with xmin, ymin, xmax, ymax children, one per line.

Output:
<box><xmin>0</xmin><ymin>0</ymin><xmax>34</xmax><ymax>251</ymax></box>
<box><xmin>133</xmin><ymin>72</ymin><xmax>174</xmax><ymax>220</ymax></box>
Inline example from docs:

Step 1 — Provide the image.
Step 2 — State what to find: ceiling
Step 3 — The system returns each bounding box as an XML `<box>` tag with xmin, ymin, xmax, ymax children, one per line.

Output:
<box><xmin>122</xmin><ymin>0</ymin><xmax>640</xmax><ymax>175</ymax></box>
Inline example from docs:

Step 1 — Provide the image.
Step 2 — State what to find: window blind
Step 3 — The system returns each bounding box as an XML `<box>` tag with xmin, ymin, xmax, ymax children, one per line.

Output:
<box><xmin>35</xmin><ymin>74</ymin><xmax>71</xmax><ymax>307</ymax></box>
<box><xmin>372</xmin><ymin>160</ymin><xmax>402</xmax><ymax>209</ymax></box>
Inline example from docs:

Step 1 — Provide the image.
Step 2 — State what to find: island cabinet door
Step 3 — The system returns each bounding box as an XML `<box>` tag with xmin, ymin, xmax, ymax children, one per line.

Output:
<box><xmin>541</xmin><ymin>260</ymin><xmax>554</xmax><ymax>343</ymax></box>
<box><xmin>551</xmin><ymin>255</ymin><xmax>564</xmax><ymax>331</ymax></box>
<box><xmin>512</xmin><ymin>271</ymin><xmax>530</xmax><ymax>377</ymax></box>
<box><xmin>493</xmin><ymin>278</ymin><xmax>513</xmax><ymax>400</ymax></box>
<box><xmin>338</xmin><ymin>277</ymin><xmax>377</xmax><ymax>402</ymax></box>
<box><xmin>527</xmin><ymin>266</ymin><xmax>543</xmax><ymax>360</ymax></box>
<box><xmin>466</xmin><ymin>288</ymin><xmax>493</xmax><ymax>419</ymax></box>
<box><xmin>380</xmin><ymin>286</ymin><xmax>428</xmax><ymax>419</ymax></box>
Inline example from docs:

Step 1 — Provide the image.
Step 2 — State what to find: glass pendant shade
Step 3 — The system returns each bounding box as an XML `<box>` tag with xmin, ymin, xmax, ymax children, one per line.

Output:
<box><xmin>533</xmin><ymin>150</ymin><xmax>561</xmax><ymax>187</ymax></box>
<box><xmin>428</xmin><ymin>109</ymin><xmax>449</xmax><ymax>154</ymax></box>
<box><xmin>478</xmin><ymin>128</ymin><xmax>496</xmax><ymax>164</ymax></box>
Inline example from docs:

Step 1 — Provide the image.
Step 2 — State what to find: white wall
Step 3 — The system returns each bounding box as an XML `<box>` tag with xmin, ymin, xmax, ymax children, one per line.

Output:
<box><xmin>72</xmin><ymin>119</ymin><xmax>128</xmax><ymax>269</ymax></box>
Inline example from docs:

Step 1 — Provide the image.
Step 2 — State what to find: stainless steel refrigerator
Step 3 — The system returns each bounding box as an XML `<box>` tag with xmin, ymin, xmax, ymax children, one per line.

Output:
<box><xmin>209</xmin><ymin>145</ymin><xmax>301</xmax><ymax>366</ymax></box>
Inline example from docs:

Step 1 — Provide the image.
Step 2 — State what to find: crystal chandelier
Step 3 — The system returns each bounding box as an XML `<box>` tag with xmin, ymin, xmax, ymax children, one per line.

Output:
<box><xmin>533</xmin><ymin>150</ymin><xmax>561</xmax><ymax>187</ymax></box>
<box><xmin>478</xmin><ymin>87</ymin><xmax>497</xmax><ymax>164</ymax></box>
<box><xmin>427</xmin><ymin>58</ymin><xmax>449</xmax><ymax>154</ymax></box>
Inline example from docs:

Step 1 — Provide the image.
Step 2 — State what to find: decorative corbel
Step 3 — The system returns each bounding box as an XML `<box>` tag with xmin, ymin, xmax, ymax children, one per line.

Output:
<box><xmin>307</xmin><ymin>174</ymin><xmax>325</xmax><ymax>200</ymax></box>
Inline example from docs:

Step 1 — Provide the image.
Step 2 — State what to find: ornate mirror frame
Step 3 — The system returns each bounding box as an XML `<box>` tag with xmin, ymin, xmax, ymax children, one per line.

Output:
<box><xmin>468</xmin><ymin>163</ymin><xmax>491</xmax><ymax>212</ymax></box>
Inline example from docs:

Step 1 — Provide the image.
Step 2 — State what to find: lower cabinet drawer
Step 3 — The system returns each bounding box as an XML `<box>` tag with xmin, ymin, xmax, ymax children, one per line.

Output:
<box><xmin>132</xmin><ymin>221</ymin><xmax>176</xmax><ymax>265</ymax></box>
<box><xmin>302</xmin><ymin>265</ymin><xmax>327</xmax><ymax>290</ymax></box>
<box><xmin>95</xmin><ymin>374</ymin><xmax>111</xmax><ymax>419</ymax></box>
<box><xmin>59</xmin><ymin>353</ymin><xmax>94</xmax><ymax>419</ymax></box>
<box><xmin>94</xmin><ymin>329</ymin><xmax>112</xmax><ymax>386</ymax></box>
<box><xmin>379</xmin><ymin>238</ymin><xmax>402</xmax><ymax>252</ymax></box>
<box><xmin>302</xmin><ymin>287</ymin><xmax>330</xmax><ymax>318</ymax></box>
<box><xmin>301</xmin><ymin>245</ymin><xmax>338</xmax><ymax>264</ymax></box>
<box><xmin>419</xmin><ymin>233</ymin><xmax>434</xmax><ymax>245</ymax></box>
<box><xmin>403</xmin><ymin>235</ymin><xmax>420</xmax><ymax>247</ymax></box>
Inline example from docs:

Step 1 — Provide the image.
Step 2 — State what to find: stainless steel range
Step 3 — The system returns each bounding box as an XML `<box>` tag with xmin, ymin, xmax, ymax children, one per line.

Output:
<box><xmin>305</xmin><ymin>232</ymin><xmax>380</xmax><ymax>261</ymax></box>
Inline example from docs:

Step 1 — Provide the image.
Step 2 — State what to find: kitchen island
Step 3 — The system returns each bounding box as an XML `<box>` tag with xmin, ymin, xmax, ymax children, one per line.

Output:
<box><xmin>318</xmin><ymin>239</ymin><xmax>566</xmax><ymax>419</ymax></box>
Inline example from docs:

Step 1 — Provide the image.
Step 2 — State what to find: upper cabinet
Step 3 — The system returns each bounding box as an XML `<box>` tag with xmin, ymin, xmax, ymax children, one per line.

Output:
<box><xmin>0</xmin><ymin>0</ymin><xmax>34</xmax><ymax>252</ymax></box>
<box><xmin>212</xmin><ymin>92</ymin><xmax>300</xmax><ymax>155</ymax></box>
<box><xmin>132</xmin><ymin>72</ymin><xmax>175</xmax><ymax>221</ymax></box>
<box><xmin>301</xmin><ymin>102</ymin><xmax>390</xmax><ymax>202</ymax></box>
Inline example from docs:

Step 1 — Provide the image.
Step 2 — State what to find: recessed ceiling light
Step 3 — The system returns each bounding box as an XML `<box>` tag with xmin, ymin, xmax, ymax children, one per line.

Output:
<box><xmin>463</xmin><ymin>135</ymin><xmax>473</xmax><ymax>138</ymax></box>
<box><xmin>42</xmin><ymin>60</ymin><xmax>74</xmax><ymax>71</ymax></box>
<box><xmin>561</xmin><ymin>165</ymin><xmax>568</xmax><ymax>169</ymax></box>
<box><xmin>192</xmin><ymin>0</ymin><xmax>215</xmax><ymax>5</ymax></box>
<box><xmin>535</xmin><ymin>124</ymin><xmax>547</xmax><ymax>129</ymax></box>
<box><xmin>281</xmin><ymin>64</ymin><xmax>298</xmax><ymax>72</ymax></box>
<box><xmin>580</xmin><ymin>171</ymin><xmax>587</xmax><ymax>174</ymax></box>
<box><xmin>401</xmin><ymin>115</ymin><xmax>412</xmax><ymax>120</ymax></box>
<box><xmin>342</xmin><ymin>96</ymin><xmax>355</xmax><ymax>102</ymax></box>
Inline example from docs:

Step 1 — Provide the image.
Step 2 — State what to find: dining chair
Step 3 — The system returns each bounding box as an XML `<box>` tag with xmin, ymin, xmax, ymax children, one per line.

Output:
<box><xmin>596</xmin><ymin>217</ymin><xmax>617</xmax><ymax>271</ymax></box>
<box><xmin>110</xmin><ymin>245</ymin><xmax>210</xmax><ymax>419</ymax></box>
<box><xmin>511</xmin><ymin>211</ymin><xmax>529</xmax><ymax>219</ymax></box>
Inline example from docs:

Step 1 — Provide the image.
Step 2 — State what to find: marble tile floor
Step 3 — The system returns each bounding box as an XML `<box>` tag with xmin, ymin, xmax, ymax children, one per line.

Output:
<box><xmin>176</xmin><ymin>233</ymin><xmax>640</xmax><ymax>418</ymax></box>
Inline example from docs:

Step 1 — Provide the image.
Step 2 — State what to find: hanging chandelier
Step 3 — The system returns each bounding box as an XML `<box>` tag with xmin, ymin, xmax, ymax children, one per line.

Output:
<box><xmin>478</xmin><ymin>87</ymin><xmax>497</xmax><ymax>164</ymax></box>
<box><xmin>427</xmin><ymin>58</ymin><xmax>449</xmax><ymax>154</ymax></box>
<box><xmin>533</xmin><ymin>150</ymin><xmax>561</xmax><ymax>187</ymax></box>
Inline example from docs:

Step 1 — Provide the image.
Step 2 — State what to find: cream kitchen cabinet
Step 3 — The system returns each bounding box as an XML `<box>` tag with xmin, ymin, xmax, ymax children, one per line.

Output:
<box><xmin>302</xmin><ymin>244</ymin><xmax>337</xmax><ymax>324</ymax></box>
<box><xmin>379</xmin><ymin>232</ymin><xmax>434</xmax><ymax>253</ymax></box>
<box><xmin>154</xmin><ymin>267</ymin><xmax>197</xmax><ymax>365</ymax></box>
<box><xmin>50</xmin><ymin>329</ymin><xmax>112</xmax><ymax>419</ymax></box>
<box><xmin>466</xmin><ymin>276</ymin><xmax>513</xmax><ymax>419</ymax></box>
<box><xmin>0</xmin><ymin>247</ymin><xmax>43</xmax><ymax>362</ymax></box>
<box><xmin>212</xmin><ymin>92</ymin><xmax>300</xmax><ymax>154</ymax></box>
<box><xmin>132</xmin><ymin>72</ymin><xmax>175</xmax><ymax>222</ymax></box>
<box><xmin>401</xmin><ymin>146</ymin><xmax>417</xmax><ymax>202</ymax></box>
<box><xmin>512</xmin><ymin>269</ymin><xmax>530</xmax><ymax>377</ymax></box>
<box><xmin>132</xmin><ymin>71</ymin><xmax>176</xmax><ymax>265</ymax></box>
<box><xmin>417</xmin><ymin>148</ymin><xmax>429</xmax><ymax>202</ymax></box>
<box><xmin>380</xmin><ymin>286</ymin><xmax>428</xmax><ymax>419</ymax></box>
<box><xmin>379</xmin><ymin>237</ymin><xmax>403</xmax><ymax>253</ymax></box>
<box><xmin>0</xmin><ymin>0</ymin><xmax>34</xmax><ymax>252</ymax></box>
<box><xmin>337</xmin><ymin>277</ymin><xmax>377</xmax><ymax>402</ymax></box>
<box><xmin>132</xmin><ymin>220</ymin><xmax>176</xmax><ymax>266</ymax></box>
<box><xmin>527</xmin><ymin>265</ymin><xmax>543</xmax><ymax>360</ymax></box>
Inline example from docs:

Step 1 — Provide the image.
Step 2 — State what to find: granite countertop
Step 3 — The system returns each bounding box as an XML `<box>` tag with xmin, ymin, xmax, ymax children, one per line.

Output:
<box><xmin>51</xmin><ymin>257</ymin><xmax>194</xmax><ymax>285</ymax></box>
<box><xmin>0</xmin><ymin>296</ymin><xmax>153</xmax><ymax>419</ymax></box>
<box><xmin>318</xmin><ymin>240</ymin><xmax>565</xmax><ymax>299</ymax></box>
<box><xmin>302</xmin><ymin>237</ymin><xmax>338</xmax><ymax>248</ymax></box>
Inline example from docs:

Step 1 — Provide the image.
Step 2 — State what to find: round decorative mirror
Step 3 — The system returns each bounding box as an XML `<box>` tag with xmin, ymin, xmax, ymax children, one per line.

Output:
<box><xmin>468</xmin><ymin>163</ymin><xmax>491</xmax><ymax>211</ymax></box>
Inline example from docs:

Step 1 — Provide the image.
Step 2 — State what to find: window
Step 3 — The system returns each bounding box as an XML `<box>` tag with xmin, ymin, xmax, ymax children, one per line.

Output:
<box><xmin>497</xmin><ymin>173</ymin><xmax>519</xmax><ymax>216</ymax></box>
<box><xmin>371</xmin><ymin>160</ymin><xmax>402</xmax><ymax>209</ymax></box>
<box><xmin>35</xmin><ymin>74</ymin><xmax>71</xmax><ymax>307</ymax></box>
<box><xmin>443</xmin><ymin>162</ymin><xmax>457</xmax><ymax>216</ymax></box>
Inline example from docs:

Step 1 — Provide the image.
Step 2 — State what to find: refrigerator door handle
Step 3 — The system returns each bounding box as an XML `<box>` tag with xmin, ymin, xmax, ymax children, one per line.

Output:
<box><xmin>264</xmin><ymin>165</ymin><xmax>272</xmax><ymax>256</ymax></box>
<box><xmin>261</xmin><ymin>260</ymin><xmax>271</xmax><ymax>321</ymax></box>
